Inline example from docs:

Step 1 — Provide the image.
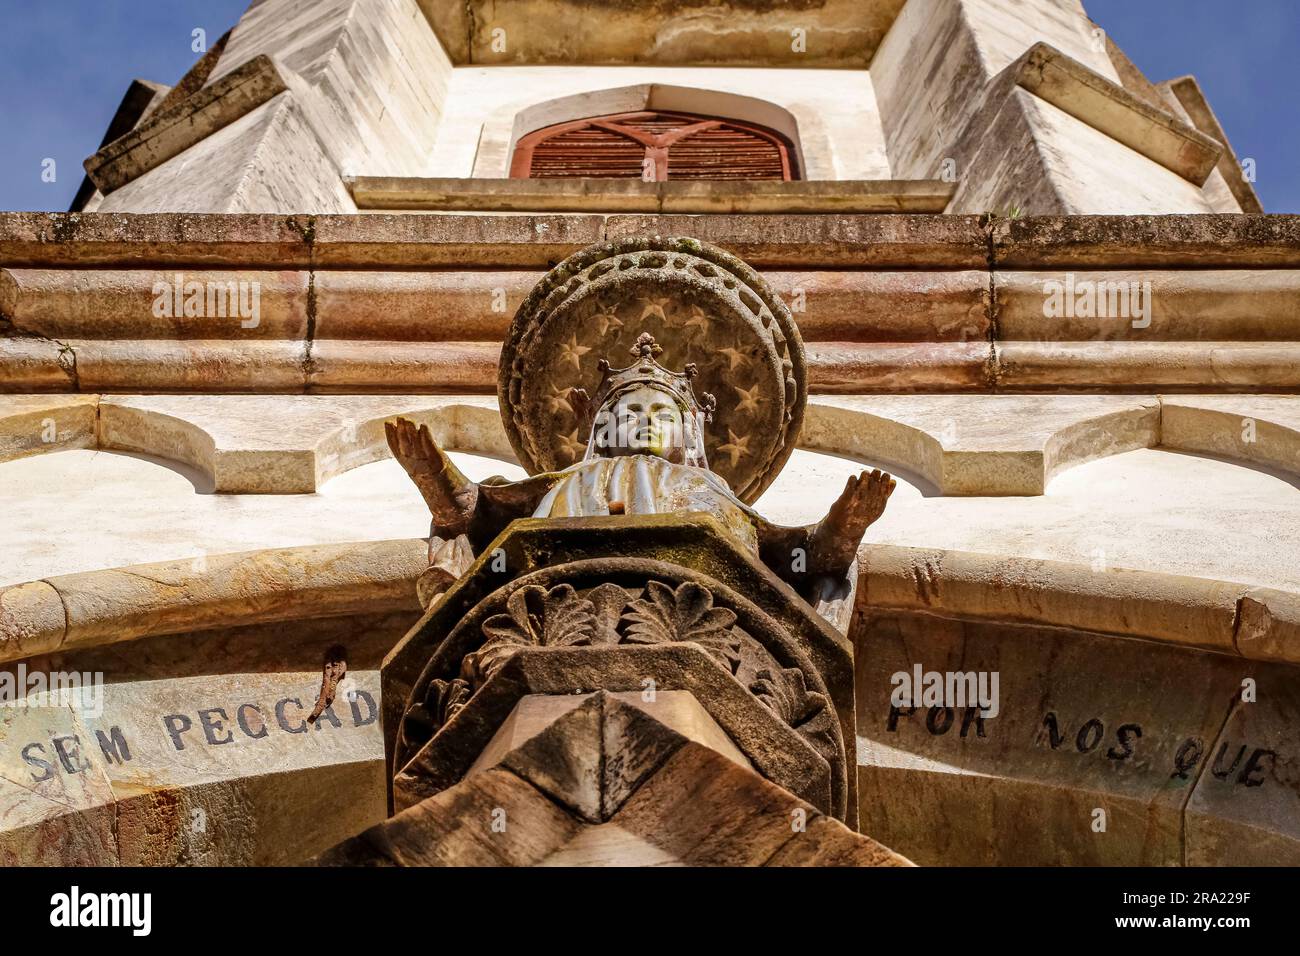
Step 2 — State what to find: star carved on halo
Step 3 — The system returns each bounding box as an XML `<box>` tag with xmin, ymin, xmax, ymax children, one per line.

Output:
<box><xmin>545</xmin><ymin>382</ymin><xmax>575</xmax><ymax>416</ymax></box>
<box><xmin>715</xmin><ymin>428</ymin><xmax>752</xmax><ymax>468</ymax></box>
<box><xmin>682</xmin><ymin>304</ymin><xmax>711</xmax><ymax>336</ymax></box>
<box><xmin>732</xmin><ymin>382</ymin><xmax>765</xmax><ymax>416</ymax></box>
<box><xmin>637</xmin><ymin>296</ymin><xmax>672</xmax><ymax>323</ymax></box>
<box><xmin>594</xmin><ymin>311</ymin><xmax>624</xmax><ymax>337</ymax></box>
<box><xmin>718</xmin><ymin>345</ymin><xmax>751</xmax><ymax>371</ymax></box>
<box><xmin>556</xmin><ymin>428</ymin><xmax>587</xmax><ymax>461</ymax></box>
<box><xmin>558</xmin><ymin>334</ymin><xmax>592</xmax><ymax>371</ymax></box>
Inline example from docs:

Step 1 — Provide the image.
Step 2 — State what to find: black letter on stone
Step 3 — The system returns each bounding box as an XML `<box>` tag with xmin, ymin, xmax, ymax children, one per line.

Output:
<box><xmin>276</xmin><ymin>697</ymin><xmax>307</xmax><ymax>734</ymax></box>
<box><xmin>95</xmin><ymin>726</ymin><xmax>131</xmax><ymax>765</ymax></box>
<box><xmin>1075</xmin><ymin>719</ymin><xmax>1104</xmax><ymax>753</ymax></box>
<box><xmin>1041</xmin><ymin>712</ymin><xmax>1067</xmax><ymax>749</ymax></box>
<box><xmin>21</xmin><ymin>742</ymin><xmax>54</xmax><ymax>782</ymax></box>
<box><xmin>312</xmin><ymin>703</ymin><xmax>342</xmax><ymax>730</ymax></box>
<box><xmin>1107</xmin><ymin>723</ymin><xmax>1142</xmax><ymax>761</ymax></box>
<box><xmin>1238</xmin><ymin>748</ymin><xmax>1275</xmax><ymax>788</ymax></box>
<box><xmin>349</xmin><ymin>690</ymin><xmax>378</xmax><ymax>727</ymax></box>
<box><xmin>198</xmin><ymin>707</ymin><xmax>233</xmax><ymax>745</ymax></box>
<box><xmin>1211</xmin><ymin>742</ymin><xmax>1246</xmax><ymax>780</ymax></box>
<box><xmin>926</xmin><ymin>706</ymin><xmax>954</xmax><ymax>735</ymax></box>
<box><xmin>52</xmin><ymin>734</ymin><xmax>90</xmax><ymax>774</ymax></box>
<box><xmin>237</xmin><ymin>703</ymin><xmax>269</xmax><ymax>739</ymax></box>
<box><xmin>1172</xmin><ymin>737</ymin><xmax>1204</xmax><ymax>780</ymax></box>
<box><xmin>886</xmin><ymin>705</ymin><xmax>915</xmax><ymax>732</ymax></box>
<box><xmin>959</xmin><ymin>707</ymin><xmax>987</xmax><ymax>739</ymax></box>
<box><xmin>163</xmin><ymin>713</ymin><xmax>193</xmax><ymax>751</ymax></box>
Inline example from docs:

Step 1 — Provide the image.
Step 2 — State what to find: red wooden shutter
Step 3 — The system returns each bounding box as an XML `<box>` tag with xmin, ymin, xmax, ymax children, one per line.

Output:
<box><xmin>511</xmin><ymin>110</ymin><xmax>796</xmax><ymax>181</ymax></box>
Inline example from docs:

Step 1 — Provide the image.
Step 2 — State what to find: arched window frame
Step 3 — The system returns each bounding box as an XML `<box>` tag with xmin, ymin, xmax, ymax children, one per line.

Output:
<box><xmin>509</xmin><ymin>109</ymin><xmax>799</xmax><ymax>181</ymax></box>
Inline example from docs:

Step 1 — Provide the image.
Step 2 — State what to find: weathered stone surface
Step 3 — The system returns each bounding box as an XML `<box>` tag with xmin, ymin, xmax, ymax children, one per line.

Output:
<box><xmin>348</xmin><ymin>177</ymin><xmax>954</xmax><ymax>214</ymax></box>
<box><xmin>419</xmin><ymin>0</ymin><xmax>906</xmax><ymax>67</ymax></box>
<box><xmin>1167</xmin><ymin>74</ymin><xmax>1263</xmax><ymax>214</ymax></box>
<box><xmin>855</xmin><ymin>613</ymin><xmax>1256</xmax><ymax>865</ymax></box>
<box><xmin>323</xmin><ymin>705</ymin><xmax>907</xmax><ymax>866</ymax></box>
<box><xmin>362</xmin><ymin>767</ymin><xmax>584</xmax><ymax>867</ymax></box>
<box><xmin>997</xmin><ymin>270</ymin><xmax>1300</xmax><ymax>342</ymax></box>
<box><xmin>1185</xmin><ymin>664</ymin><xmax>1300</xmax><ymax>865</ymax></box>
<box><xmin>3</xmin><ymin>268</ymin><xmax>308</xmax><ymax>341</ymax></box>
<box><xmin>764</xmin><ymin>813</ymin><xmax>911</xmax><ymax>867</ymax></box>
<box><xmin>85</xmin><ymin>55</ymin><xmax>290</xmax><ymax>195</ymax></box>
<box><xmin>97</xmin><ymin>93</ymin><xmax>355</xmax><ymax>215</ymax></box>
<box><xmin>394</xmin><ymin>644</ymin><xmax>833</xmax><ymax>821</ymax></box>
<box><xmin>0</xmin><ymin>705</ymin><xmax>118</xmax><ymax>865</ymax></box>
<box><xmin>990</xmin><ymin>215</ymin><xmax>1300</xmax><ymax>269</ymax></box>
<box><xmin>0</xmin><ymin>581</ymin><xmax>66</xmax><ymax>660</ymax></box>
<box><xmin>1013</xmin><ymin>43</ymin><xmax>1221</xmax><ymax>185</ymax></box>
<box><xmin>98</xmin><ymin>394</ymin><xmax>507</xmax><ymax>493</ymax></box>
<box><xmin>859</xmin><ymin>544</ymin><xmax>1242</xmax><ymax>654</ymax></box>
<box><xmin>0</xmin><ymin>605</ymin><xmax>415</xmax><ymax>864</ymax></box>
<box><xmin>210</xmin><ymin>0</ymin><xmax>452</xmax><ymax>182</ymax></box>
<box><xmin>804</xmin><ymin>395</ymin><xmax>1158</xmax><ymax>495</ymax></box>
<box><xmin>1</xmin><ymin>539</ymin><xmax>423</xmax><ymax>662</ymax></box>
<box><xmin>499</xmin><ymin>695</ymin><xmax>605</xmax><ymax>822</ymax></box>
<box><xmin>4</xmin><ymin>213</ymin><xmax>1297</xmax><ymax>271</ymax></box>
<box><xmin>0</xmin><ymin>395</ymin><xmax>97</xmax><ymax>463</ymax></box>
<box><xmin>1235</xmin><ymin>588</ymin><xmax>1300</xmax><ymax>667</ymax></box>
<box><xmin>1160</xmin><ymin>396</ymin><xmax>1300</xmax><ymax>482</ymax></box>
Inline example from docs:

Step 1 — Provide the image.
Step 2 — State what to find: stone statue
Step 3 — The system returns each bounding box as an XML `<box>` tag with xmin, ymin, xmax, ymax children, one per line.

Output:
<box><xmin>388</xmin><ymin>331</ymin><xmax>895</xmax><ymax>612</ymax></box>
<box><xmin>373</xmin><ymin>238</ymin><xmax>893</xmax><ymax>826</ymax></box>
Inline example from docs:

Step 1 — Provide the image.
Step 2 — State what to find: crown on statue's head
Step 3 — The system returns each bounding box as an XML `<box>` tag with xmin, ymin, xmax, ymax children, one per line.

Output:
<box><xmin>590</xmin><ymin>332</ymin><xmax>717</xmax><ymax>421</ymax></box>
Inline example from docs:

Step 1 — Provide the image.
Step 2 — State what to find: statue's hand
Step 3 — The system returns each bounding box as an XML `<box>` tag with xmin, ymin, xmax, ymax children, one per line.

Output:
<box><xmin>385</xmin><ymin>417</ymin><xmax>478</xmax><ymax>537</ymax></box>
<box><xmin>809</xmin><ymin>468</ymin><xmax>896</xmax><ymax>577</ymax></box>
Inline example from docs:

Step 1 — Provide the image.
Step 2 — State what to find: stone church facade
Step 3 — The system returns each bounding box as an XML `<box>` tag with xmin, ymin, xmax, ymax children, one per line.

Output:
<box><xmin>0</xmin><ymin>0</ymin><xmax>1295</xmax><ymax>866</ymax></box>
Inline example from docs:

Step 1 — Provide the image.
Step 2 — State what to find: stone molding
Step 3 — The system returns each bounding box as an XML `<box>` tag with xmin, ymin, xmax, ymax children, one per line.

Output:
<box><xmin>346</xmin><ymin>177</ymin><xmax>956</xmax><ymax>214</ymax></box>
<box><xmin>1013</xmin><ymin>43</ymin><xmax>1222</xmax><ymax>186</ymax></box>
<box><xmin>0</xmin><ymin>539</ymin><xmax>425</xmax><ymax>663</ymax></box>
<box><xmin>3</xmin><ymin>393</ymin><xmax>1297</xmax><ymax>497</ymax></box>
<box><xmin>84</xmin><ymin>55</ymin><xmax>290</xmax><ymax>195</ymax></box>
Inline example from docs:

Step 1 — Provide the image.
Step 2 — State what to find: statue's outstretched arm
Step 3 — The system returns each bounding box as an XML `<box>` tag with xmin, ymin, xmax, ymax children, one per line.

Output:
<box><xmin>811</xmin><ymin>468</ymin><xmax>894</xmax><ymax>574</ymax></box>
<box><xmin>807</xmin><ymin>468</ymin><xmax>896</xmax><ymax>578</ymax></box>
<box><xmin>386</xmin><ymin>418</ymin><xmax>479</xmax><ymax>538</ymax></box>
<box><xmin>758</xmin><ymin>468</ymin><xmax>896</xmax><ymax>584</ymax></box>
<box><xmin>386</xmin><ymin>416</ymin><xmax>558</xmax><ymax>540</ymax></box>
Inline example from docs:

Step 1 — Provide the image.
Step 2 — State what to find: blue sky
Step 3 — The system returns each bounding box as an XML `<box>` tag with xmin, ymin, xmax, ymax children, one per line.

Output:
<box><xmin>1086</xmin><ymin>0</ymin><xmax>1297</xmax><ymax>212</ymax></box>
<box><xmin>0</xmin><ymin>0</ymin><xmax>1294</xmax><ymax>212</ymax></box>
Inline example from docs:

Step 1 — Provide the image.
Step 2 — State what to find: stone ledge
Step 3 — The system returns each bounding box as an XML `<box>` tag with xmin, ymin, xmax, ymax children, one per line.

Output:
<box><xmin>4</xmin><ymin>393</ymin><xmax>1298</xmax><ymax>497</ymax></box>
<box><xmin>347</xmin><ymin>176</ymin><xmax>956</xmax><ymax>214</ymax></box>
<box><xmin>0</xmin><ymin>539</ymin><xmax>425</xmax><ymax>663</ymax></box>
<box><xmin>858</xmin><ymin>543</ymin><xmax>1300</xmax><ymax>664</ymax></box>
<box><xmin>1167</xmin><ymin>75</ymin><xmax>1264</xmax><ymax>214</ymax></box>
<box><xmin>416</xmin><ymin>0</ymin><xmax>906</xmax><ymax>67</ymax></box>
<box><xmin>4</xmin><ymin>212</ymin><xmax>1299</xmax><ymax>270</ymax></box>
<box><xmin>85</xmin><ymin>55</ymin><xmax>290</xmax><ymax>195</ymax></box>
<box><xmin>1014</xmin><ymin>43</ymin><xmax>1222</xmax><ymax>185</ymax></box>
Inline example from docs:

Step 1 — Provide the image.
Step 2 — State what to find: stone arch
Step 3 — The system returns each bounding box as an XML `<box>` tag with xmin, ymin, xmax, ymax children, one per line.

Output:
<box><xmin>472</xmin><ymin>84</ymin><xmax>827</xmax><ymax>179</ymax></box>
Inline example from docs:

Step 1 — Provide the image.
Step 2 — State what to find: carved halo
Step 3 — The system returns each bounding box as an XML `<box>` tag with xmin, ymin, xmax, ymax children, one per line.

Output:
<box><xmin>497</xmin><ymin>236</ymin><xmax>807</xmax><ymax>503</ymax></box>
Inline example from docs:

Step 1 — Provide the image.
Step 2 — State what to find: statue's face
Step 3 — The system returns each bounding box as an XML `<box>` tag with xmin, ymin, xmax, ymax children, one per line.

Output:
<box><xmin>593</xmin><ymin>384</ymin><xmax>687</xmax><ymax>460</ymax></box>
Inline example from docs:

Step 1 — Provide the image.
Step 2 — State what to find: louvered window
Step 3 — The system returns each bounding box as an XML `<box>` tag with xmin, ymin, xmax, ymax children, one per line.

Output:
<box><xmin>510</xmin><ymin>110</ymin><xmax>796</xmax><ymax>181</ymax></box>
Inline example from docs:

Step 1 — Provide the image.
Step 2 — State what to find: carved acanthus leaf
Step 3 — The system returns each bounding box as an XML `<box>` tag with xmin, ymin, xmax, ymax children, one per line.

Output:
<box><xmin>471</xmin><ymin>583</ymin><xmax>630</xmax><ymax>684</ymax></box>
<box><xmin>621</xmin><ymin>580</ymin><xmax>742</xmax><ymax>673</ymax></box>
<box><xmin>622</xmin><ymin>581</ymin><xmax>737</xmax><ymax>643</ymax></box>
<box><xmin>750</xmin><ymin>666</ymin><xmax>830</xmax><ymax>730</ymax></box>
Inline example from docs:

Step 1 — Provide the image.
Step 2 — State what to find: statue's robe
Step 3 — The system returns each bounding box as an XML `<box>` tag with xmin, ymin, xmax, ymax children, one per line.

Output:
<box><xmin>421</xmin><ymin>455</ymin><xmax>849</xmax><ymax>629</ymax></box>
<box><xmin>530</xmin><ymin>454</ymin><xmax>761</xmax><ymax>554</ymax></box>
